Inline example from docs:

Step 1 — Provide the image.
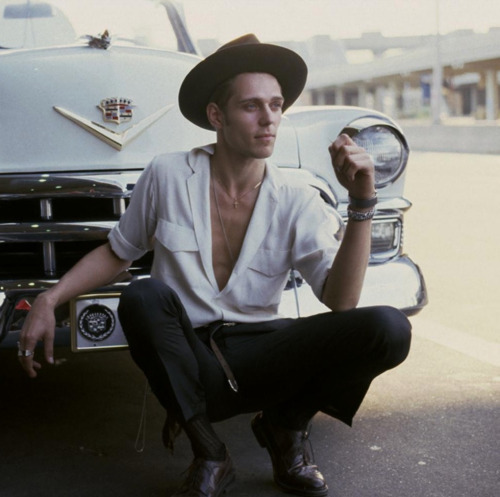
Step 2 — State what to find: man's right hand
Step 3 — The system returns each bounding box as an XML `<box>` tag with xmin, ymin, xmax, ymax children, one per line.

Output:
<box><xmin>18</xmin><ymin>292</ymin><xmax>56</xmax><ymax>378</ymax></box>
<box><xmin>16</xmin><ymin>242</ymin><xmax>132</xmax><ymax>378</ymax></box>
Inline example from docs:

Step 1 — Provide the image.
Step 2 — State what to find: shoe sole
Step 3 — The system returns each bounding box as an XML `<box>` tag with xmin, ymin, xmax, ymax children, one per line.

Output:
<box><xmin>274</xmin><ymin>478</ymin><xmax>329</xmax><ymax>497</ymax></box>
<box><xmin>172</xmin><ymin>463</ymin><xmax>236</xmax><ymax>497</ymax></box>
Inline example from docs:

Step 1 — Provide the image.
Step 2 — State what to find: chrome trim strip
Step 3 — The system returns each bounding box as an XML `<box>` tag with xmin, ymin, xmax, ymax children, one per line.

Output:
<box><xmin>40</xmin><ymin>198</ymin><xmax>56</xmax><ymax>274</ymax></box>
<box><xmin>0</xmin><ymin>278</ymin><xmax>134</xmax><ymax>294</ymax></box>
<box><xmin>377</xmin><ymin>197</ymin><xmax>412</xmax><ymax>211</ymax></box>
<box><xmin>0</xmin><ymin>279</ymin><xmax>58</xmax><ymax>292</ymax></box>
<box><xmin>343</xmin><ymin>117</ymin><xmax>403</xmax><ymax>137</ymax></box>
<box><xmin>40</xmin><ymin>198</ymin><xmax>53</xmax><ymax>219</ymax></box>
<box><xmin>0</xmin><ymin>172</ymin><xmax>141</xmax><ymax>199</ymax></box>
<box><xmin>113</xmin><ymin>198</ymin><xmax>126</xmax><ymax>216</ymax></box>
<box><xmin>43</xmin><ymin>241</ymin><xmax>56</xmax><ymax>276</ymax></box>
<box><xmin>337</xmin><ymin>197</ymin><xmax>411</xmax><ymax>213</ymax></box>
<box><xmin>0</xmin><ymin>222</ymin><xmax>115</xmax><ymax>241</ymax></box>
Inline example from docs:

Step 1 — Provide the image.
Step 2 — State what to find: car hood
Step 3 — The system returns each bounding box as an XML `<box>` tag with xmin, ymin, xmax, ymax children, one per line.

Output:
<box><xmin>0</xmin><ymin>45</ymin><xmax>214</xmax><ymax>173</ymax></box>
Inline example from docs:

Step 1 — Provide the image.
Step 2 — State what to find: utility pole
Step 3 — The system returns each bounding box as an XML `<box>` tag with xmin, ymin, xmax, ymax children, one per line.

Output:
<box><xmin>431</xmin><ymin>0</ymin><xmax>442</xmax><ymax>124</ymax></box>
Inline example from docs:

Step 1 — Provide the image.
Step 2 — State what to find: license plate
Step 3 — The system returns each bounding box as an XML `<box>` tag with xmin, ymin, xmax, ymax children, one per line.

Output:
<box><xmin>70</xmin><ymin>292</ymin><xmax>128</xmax><ymax>352</ymax></box>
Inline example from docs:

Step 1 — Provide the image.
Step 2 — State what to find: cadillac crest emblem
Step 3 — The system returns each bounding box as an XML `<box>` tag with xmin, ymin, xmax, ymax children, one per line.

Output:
<box><xmin>77</xmin><ymin>304</ymin><xmax>116</xmax><ymax>342</ymax></box>
<box><xmin>98</xmin><ymin>97</ymin><xmax>135</xmax><ymax>124</ymax></box>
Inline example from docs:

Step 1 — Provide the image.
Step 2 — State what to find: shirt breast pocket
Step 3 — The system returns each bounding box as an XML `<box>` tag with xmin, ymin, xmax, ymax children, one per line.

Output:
<box><xmin>243</xmin><ymin>248</ymin><xmax>292</xmax><ymax>307</ymax></box>
<box><xmin>155</xmin><ymin>219</ymin><xmax>199</xmax><ymax>252</ymax></box>
<box><xmin>154</xmin><ymin>219</ymin><xmax>202</xmax><ymax>285</ymax></box>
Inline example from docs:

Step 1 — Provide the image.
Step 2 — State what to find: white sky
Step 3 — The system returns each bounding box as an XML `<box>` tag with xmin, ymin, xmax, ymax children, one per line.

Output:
<box><xmin>181</xmin><ymin>0</ymin><xmax>500</xmax><ymax>42</ymax></box>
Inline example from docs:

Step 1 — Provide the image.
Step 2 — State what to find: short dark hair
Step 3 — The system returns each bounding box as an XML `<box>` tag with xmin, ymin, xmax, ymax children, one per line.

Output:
<box><xmin>208</xmin><ymin>75</ymin><xmax>236</xmax><ymax>111</ymax></box>
<box><xmin>208</xmin><ymin>72</ymin><xmax>284</xmax><ymax>113</ymax></box>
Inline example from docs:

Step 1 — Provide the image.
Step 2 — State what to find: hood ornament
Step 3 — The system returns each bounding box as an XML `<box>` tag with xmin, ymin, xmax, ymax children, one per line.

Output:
<box><xmin>86</xmin><ymin>29</ymin><xmax>111</xmax><ymax>49</ymax></box>
<box><xmin>98</xmin><ymin>97</ymin><xmax>135</xmax><ymax>125</ymax></box>
<box><xmin>54</xmin><ymin>103</ymin><xmax>175</xmax><ymax>151</ymax></box>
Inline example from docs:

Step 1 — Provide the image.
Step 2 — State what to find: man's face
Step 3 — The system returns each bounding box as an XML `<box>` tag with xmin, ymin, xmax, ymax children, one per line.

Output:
<box><xmin>216</xmin><ymin>72</ymin><xmax>284</xmax><ymax>160</ymax></box>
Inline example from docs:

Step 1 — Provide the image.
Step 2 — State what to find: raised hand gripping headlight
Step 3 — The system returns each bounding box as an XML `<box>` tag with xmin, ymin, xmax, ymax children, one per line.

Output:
<box><xmin>342</xmin><ymin>118</ymin><xmax>409</xmax><ymax>187</ymax></box>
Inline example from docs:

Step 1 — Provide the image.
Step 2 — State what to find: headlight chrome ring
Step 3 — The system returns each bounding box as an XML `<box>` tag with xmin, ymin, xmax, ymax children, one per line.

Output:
<box><xmin>342</xmin><ymin>118</ymin><xmax>409</xmax><ymax>187</ymax></box>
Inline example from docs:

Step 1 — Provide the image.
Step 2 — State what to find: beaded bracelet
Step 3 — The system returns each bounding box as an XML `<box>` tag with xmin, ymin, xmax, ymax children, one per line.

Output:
<box><xmin>347</xmin><ymin>206</ymin><xmax>375</xmax><ymax>222</ymax></box>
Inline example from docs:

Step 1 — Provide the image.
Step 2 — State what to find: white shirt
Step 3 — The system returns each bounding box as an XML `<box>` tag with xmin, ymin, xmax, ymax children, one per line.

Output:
<box><xmin>108</xmin><ymin>145</ymin><xmax>340</xmax><ymax>328</ymax></box>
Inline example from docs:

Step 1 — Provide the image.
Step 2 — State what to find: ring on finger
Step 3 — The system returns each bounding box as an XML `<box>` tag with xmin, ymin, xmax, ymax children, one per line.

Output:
<box><xmin>17</xmin><ymin>341</ymin><xmax>34</xmax><ymax>357</ymax></box>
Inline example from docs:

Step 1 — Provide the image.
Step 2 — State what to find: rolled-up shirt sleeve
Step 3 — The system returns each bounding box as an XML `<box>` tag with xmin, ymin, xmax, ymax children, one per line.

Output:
<box><xmin>108</xmin><ymin>161</ymin><xmax>158</xmax><ymax>262</ymax></box>
<box><xmin>291</xmin><ymin>191</ymin><xmax>340</xmax><ymax>301</ymax></box>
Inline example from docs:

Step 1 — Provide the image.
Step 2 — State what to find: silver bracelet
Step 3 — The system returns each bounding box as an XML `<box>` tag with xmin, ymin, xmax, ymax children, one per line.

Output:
<box><xmin>347</xmin><ymin>206</ymin><xmax>375</xmax><ymax>222</ymax></box>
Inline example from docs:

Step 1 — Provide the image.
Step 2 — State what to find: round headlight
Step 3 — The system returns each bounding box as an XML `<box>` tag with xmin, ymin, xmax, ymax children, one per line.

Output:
<box><xmin>350</xmin><ymin>125</ymin><xmax>408</xmax><ymax>187</ymax></box>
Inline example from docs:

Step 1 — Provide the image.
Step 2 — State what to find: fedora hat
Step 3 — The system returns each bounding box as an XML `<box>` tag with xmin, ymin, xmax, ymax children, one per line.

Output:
<box><xmin>178</xmin><ymin>34</ymin><xmax>308</xmax><ymax>130</ymax></box>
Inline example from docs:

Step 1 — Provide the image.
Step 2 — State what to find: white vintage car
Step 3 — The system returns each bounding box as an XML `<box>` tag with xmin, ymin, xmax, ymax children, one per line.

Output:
<box><xmin>0</xmin><ymin>0</ymin><xmax>426</xmax><ymax>352</ymax></box>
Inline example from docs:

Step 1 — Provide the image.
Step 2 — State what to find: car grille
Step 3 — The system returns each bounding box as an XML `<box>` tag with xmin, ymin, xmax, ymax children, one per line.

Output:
<box><xmin>0</xmin><ymin>172</ymin><xmax>152</xmax><ymax>279</ymax></box>
<box><xmin>1</xmin><ymin>173</ymin><xmax>404</xmax><ymax>280</ymax></box>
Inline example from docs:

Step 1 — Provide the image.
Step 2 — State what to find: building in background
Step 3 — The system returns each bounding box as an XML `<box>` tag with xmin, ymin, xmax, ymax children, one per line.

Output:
<box><xmin>199</xmin><ymin>28</ymin><xmax>500</xmax><ymax>123</ymax></box>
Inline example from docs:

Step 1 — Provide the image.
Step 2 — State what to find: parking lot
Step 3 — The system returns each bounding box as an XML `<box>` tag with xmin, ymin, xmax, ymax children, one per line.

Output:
<box><xmin>1</xmin><ymin>151</ymin><xmax>499</xmax><ymax>497</ymax></box>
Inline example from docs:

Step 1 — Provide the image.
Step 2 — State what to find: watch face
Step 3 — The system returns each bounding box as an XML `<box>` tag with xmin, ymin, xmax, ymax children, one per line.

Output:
<box><xmin>77</xmin><ymin>304</ymin><xmax>116</xmax><ymax>341</ymax></box>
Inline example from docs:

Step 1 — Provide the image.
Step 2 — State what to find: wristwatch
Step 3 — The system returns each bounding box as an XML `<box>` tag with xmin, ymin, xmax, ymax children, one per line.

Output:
<box><xmin>348</xmin><ymin>191</ymin><xmax>378</xmax><ymax>209</ymax></box>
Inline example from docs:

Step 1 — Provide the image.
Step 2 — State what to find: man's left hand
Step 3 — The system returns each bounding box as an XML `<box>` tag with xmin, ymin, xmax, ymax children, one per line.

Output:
<box><xmin>328</xmin><ymin>134</ymin><xmax>375</xmax><ymax>199</ymax></box>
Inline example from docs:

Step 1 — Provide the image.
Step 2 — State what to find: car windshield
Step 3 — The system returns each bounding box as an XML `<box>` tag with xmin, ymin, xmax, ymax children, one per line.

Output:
<box><xmin>0</xmin><ymin>0</ymin><xmax>191</xmax><ymax>51</ymax></box>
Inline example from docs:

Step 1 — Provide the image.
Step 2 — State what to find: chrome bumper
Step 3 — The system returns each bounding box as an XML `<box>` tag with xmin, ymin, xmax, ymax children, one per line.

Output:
<box><xmin>279</xmin><ymin>254</ymin><xmax>428</xmax><ymax>318</ymax></box>
<box><xmin>0</xmin><ymin>254</ymin><xmax>427</xmax><ymax>350</ymax></box>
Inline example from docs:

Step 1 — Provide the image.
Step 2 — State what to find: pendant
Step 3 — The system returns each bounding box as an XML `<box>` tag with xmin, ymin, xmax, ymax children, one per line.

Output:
<box><xmin>233</xmin><ymin>200</ymin><xmax>239</xmax><ymax>208</ymax></box>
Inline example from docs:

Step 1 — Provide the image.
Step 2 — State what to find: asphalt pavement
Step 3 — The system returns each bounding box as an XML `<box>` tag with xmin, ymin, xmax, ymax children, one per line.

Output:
<box><xmin>0</xmin><ymin>327</ymin><xmax>497</xmax><ymax>497</ymax></box>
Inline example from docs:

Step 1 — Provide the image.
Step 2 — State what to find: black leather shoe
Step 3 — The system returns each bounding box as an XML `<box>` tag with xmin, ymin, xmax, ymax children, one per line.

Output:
<box><xmin>251</xmin><ymin>412</ymin><xmax>328</xmax><ymax>497</ymax></box>
<box><xmin>172</xmin><ymin>450</ymin><xmax>235</xmax><ymax>496</ymax></box>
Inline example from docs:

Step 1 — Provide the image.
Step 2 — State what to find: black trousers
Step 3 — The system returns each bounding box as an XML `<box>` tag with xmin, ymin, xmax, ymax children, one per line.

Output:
<box><xmin>118</xmin><ymin>278</ymin><xmax>411</xmax><ymax>435</ymax></box>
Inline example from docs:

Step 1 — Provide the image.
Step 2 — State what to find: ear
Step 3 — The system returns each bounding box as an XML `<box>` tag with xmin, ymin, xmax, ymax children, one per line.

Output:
<box><xmin>206</xmin><ymin>102</ymin><xmax>224</xmax><ymax>130</ymax></box>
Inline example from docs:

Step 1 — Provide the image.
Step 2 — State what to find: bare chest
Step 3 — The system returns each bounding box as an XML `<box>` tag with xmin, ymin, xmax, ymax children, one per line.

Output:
<box><xmin>210</xmin><ymin>188</ymin><xmax>257</xmax><ymax>291</ymax></box>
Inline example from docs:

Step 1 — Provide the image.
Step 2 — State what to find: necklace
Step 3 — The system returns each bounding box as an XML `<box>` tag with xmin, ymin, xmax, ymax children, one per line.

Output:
<box><xmin>211</xmin><ymin>172</ymin><xmax>235</xmax><ymax>265</ymax></box>
<box><xmin>213</xmin><ymin>174</ymin><xmax>263</xmax><ymax>209</ymax></box>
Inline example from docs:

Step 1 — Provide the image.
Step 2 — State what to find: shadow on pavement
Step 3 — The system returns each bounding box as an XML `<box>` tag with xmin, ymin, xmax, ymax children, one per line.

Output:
<box><xmin>0</xmin><ymin>334</ymin><xmax>498</xmax><ymax>497</ymax></box>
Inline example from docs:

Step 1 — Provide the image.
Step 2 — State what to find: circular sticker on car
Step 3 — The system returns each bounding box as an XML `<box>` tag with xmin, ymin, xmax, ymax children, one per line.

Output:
<box><xmin>78</xmin><ymin>304</ymin><xmax>116</xmax><ymax>341</ymax></box>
